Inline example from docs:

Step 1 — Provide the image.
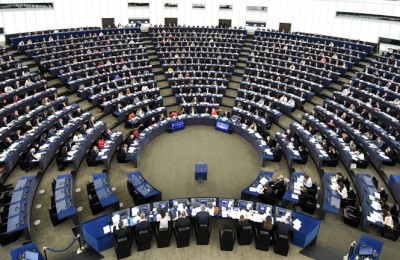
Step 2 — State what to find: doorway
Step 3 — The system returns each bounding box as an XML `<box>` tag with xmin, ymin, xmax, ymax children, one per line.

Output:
<box><xmin>102</xmin><ymin>18</ymin><xmax>115</xmax><ymax>28</ymax></box>
<box><xmin>165</xmin><ymin>18</ymin><xmax>178</xmax><ymax>26</ymax></box>
<box><xmin>219</xmin><ymin>19</ymin><xmax>232</xmax><ymax>28</ymax></box>
<box><xmin>279</xmin><ymin>23</ymin><xmax>291</xmax><ymax>33</ymax></box>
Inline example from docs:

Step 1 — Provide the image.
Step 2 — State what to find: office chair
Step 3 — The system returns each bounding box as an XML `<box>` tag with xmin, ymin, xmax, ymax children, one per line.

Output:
<box><xmin>195</xmin><ymin>223</ymin><xmax>211</xmax><ymax>245</ymax></box>
<box><xmin>381</xmin><ymin>222</ymin><xmax>400</xmax><ymax>241</ymax></box>
<box><xmin>299</xmin><ymin>195</ymin><xmax>318</xmax><ymax>215</ymax></box>
<box><xmin>174</xmin><ymin>226</ymin><xmax>190</xmax><ymax>248</ymax></box>
<box><xmin>307</xmin><ymin>183</ymin><xmax>318</xmax><ymax>197</ymax></box>
<box><xmin>237</xmin><ymin>225</ymin><xmax>253</xmax><ymax>245</ymax></box>
<box><xmin>324</xmin><ymin>156</ymin><xmax>339</xmax><ymax>167</ymax></box>
<box><xmin>114</xmin><ymin>229</ymin><xmax>131</xmax><ymax>259</ymax></box>
<box><xmin>219</xmin><ymin>227</ymin><xmax>235</xmax><ymax>251</ymax></box>
<box><xmin>156</xmin><ymin>225</ymin><xmax>171</xmax><ymax>248</ymax></box>
<box><xmin>343</xmin><ymin>206</ymin><xmax>362</xmax><ymax>228</ymax></box>
<box><xmin>255</xmin><ymin>228</ymin><xmax>271</xmax><ymax>251</ymax></box>
<box><xmin>274</xmin><ymin>233</ymin><xmax>290</xmax><ymax>256</ymax></box>
<box><xmin>135</xmin><ymin>227</ymin><xmax>152</xmax><ymax>251</ymax></box>
<box><xmin>372</xmin><ymin>176</ymin><xmax>378</xmax><ymax>189</ymax></box>
<box><xmin>382</xmin><ymin>151</ymin><xmax>397</xmax><ymax>166</ymax></box>
<box><xmin>272</xmin><ymin>152</ymin><xmax>282</xmax><ymax>162</ymax></box>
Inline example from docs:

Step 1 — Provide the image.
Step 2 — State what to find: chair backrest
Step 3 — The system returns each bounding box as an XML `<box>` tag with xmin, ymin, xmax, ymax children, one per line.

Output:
<box><xmin>221</xmin><ymin>229</ymin><xmax>233</xmax><ymax>240</ymax></box>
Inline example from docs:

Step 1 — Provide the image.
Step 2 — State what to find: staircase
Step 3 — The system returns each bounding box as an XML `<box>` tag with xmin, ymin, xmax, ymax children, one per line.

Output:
<box><xmin>220</xmin><ymin>34</ymin><xmax>253</xmax><ymax>111</ymax></box>
<box><xmin>141</xmin><ymin>31</ymin><xmax>178</xmax><ymax>114</ymax></box>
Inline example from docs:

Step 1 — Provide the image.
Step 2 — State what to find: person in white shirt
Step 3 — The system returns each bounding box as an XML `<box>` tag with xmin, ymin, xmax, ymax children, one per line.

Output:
<box><xmin>303</xmin><ymin>174</ymin><xmax>312</xmax><ymax>188</ymax></box>
<box><xmin>287</xmin><ymin>98</ymin><xmax>295</xmax><ymax>107</ymax></box>
<box><xmin>382</xmin><ymin>210</ymin><xmax>394</xmax><ymax>230</ymax></box>
<box><xmin>158</xmin><ymin>209</ymin><xmax>171</xmax><ymax>229</ymax></box>
<box><xmin>279</xmin><ymin>95</ymin><xmax>288</xmax><ymax>103</ymax></box>
<box><xmin>336</xmin><ymin>183</ymin><xmax>348</xmax><ymax>199</ymax></box>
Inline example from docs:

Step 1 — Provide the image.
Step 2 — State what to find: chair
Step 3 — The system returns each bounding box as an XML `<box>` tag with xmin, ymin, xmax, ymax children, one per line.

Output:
<box><xmin>255</xmin><ymin>229</ymin><xmax>271</xmax><ymax>251</ymax></box>
<box><xmin>272</xmin><ymin>153</ymin><xmax>282</xmax><ymax>162</ymax></box>
<box><xmin>156</xmin><ymin>225</ymin><xmax>171</xmax><ymax>248</ymax></box>
<box><xmin>114</xmin><ymin>230</ymin><xmax>131</xmax><ymax>259</ymax></box>
<box><xmin>324</xmin><ymin>157</ymin><xmax>339</xmax><ymax>167</ymax></box>
<box><xmin>372</xmin><ymin>176</ymin><xmax>378</xmax><ymax>189</ymax></box>
<box><xmin>307</xmin><ymin>183</ymin><xmax>318</xmax><ymax>197</ymax></box>
<box><xmin>86</xmin><ymin>150</ymin><xmax>99</xmax><ymax>166</ymax></box>
<box><xmin>381</xmin><ymin>223</ymin><xmax>400</xmax><ymax>241</ymax></box>
<box><xmin>195</xmin><ymin>223</ymin><xmax>211</xmax><ymax>245</ymax></box>
<box><xmin>274</xmin><ymin>233</ymin><xmax>290</xmax><ymax>256</ymax></box>
<box><xmin>299</xmin><ymin>195</ymin><xmax>317</xmax><ymax>215</ymax></box>
<box><xmin>276</xmin><ymin>184</ymin><xmax>287</xmax><ymax>200</ymax></box>
<box><xmin>135</xmin><ymin>228</ymin><xmax>152</xmax><ymax>251</ymax></box>
<box><xmin>219</xmin><ymin>228</ymin><xmax>235</xmax><ymax>251</ymax></box>
<box><xmin>237</xmin><ymin>225</ymin><xmax>252</xmax><ymax>245</ymax></box>
<box><xmin>343</xmin><ymin>206</ymin><xmax>362</xmax><ymax>228</ymax></box>
<box><xmin>116</xmin><ymin>148</ymin><xmax>127</xmax><ymax>163</ymax></box>
<box><xmin>174</xmin><ymin>226</ymin><xmax>190</xmax><ymax>248</ymax></box>
<box><xmin>88</xmin><ymin>195</ymin><xmax>104</xmax><ymax>215</ymax></box>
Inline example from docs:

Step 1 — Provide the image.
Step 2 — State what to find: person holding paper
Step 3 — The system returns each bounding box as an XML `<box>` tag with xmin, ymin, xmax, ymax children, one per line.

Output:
<box><xmin>382</xmin><ymin>210</ymin><xmax>394</xmax><ymax>231</ymax></box>
<box><xmin>336</xmin><ymin>183</ymin><xmax>348</xmax><ymax>199</ymax></box>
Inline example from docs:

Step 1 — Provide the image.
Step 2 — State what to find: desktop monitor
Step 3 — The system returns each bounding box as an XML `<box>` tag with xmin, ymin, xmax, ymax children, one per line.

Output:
<box><xmin>258</xmin><ymin>204</ymin><xmax>266</xmax><ymax>213</ymax></box>
<box><xmin>221</xmin><ymin>200</ymin><xmax>228</xmax><ymax>207</ymax></box>
<box><xmin>277</xmin><ymin>208</ymin><xmax>286</xmax><ymax>216</ymax></box>
<box><xmin>239</xmin><ymin>201</ymin><xmax>247</xmax><ymax>209</ymax></box>
<box><xmin>140</xmin><ymin>206</ymin><xmax>148</xmax><ymax>213</ymax></box>
<box><xmin>359</xmin><ymin>246</ymin><xmax>374</xmax><ymax>256</ymax></box>
<box><xmin>215</xmin><ymin>121</ymin><xmax>230</xmax><ymax>133</ymax></box>
<box><xmin>159</xmin><ymin>202</ymin><xmax>167</xmax><ymax>210</ymax></box>
<box><xmin>200</xmin><ymin>199</ymin><xmax>207</xmax><ymax>205</ymax></box>
<box><xmin>170</xmin><ymin>120</ymin><xmax>185</xmax><ymax>132</ymax></box>
<box><xmin>113</xmin><ymin>208</ymin><xmax>130</xmax><ymax>220</ymax></box>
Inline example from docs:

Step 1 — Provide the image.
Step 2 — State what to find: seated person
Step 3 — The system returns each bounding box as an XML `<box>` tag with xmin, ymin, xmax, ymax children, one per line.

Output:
<box><xmin>272</xmin><ymin>144</ymin><xmax>282</xmax><ymax>160</ymax></box>
<box><xmin>237</xmin><ymin>215</ymin><xmax>250</xmax><ymax>232</ymax></box>
<box><xmin>260</xmin><ymin>215</ymin><xmax>275</xmax><ymax>243</ymax></box>
<box><xmin>136</xmin><ymin>213</ymin><xmax>151</xmax><ymax>233</ymax></box>
<box><xmin>195</xmin><ymin>205</ymin><xmax>210</xmax><ymax>227</ymax></box>
<box><xmin>275</xmin><ymin>217</ymin><xmax>293</xmax><ymax>237</ymax></box>
<box><xmin>259</xmin><ymin>184</ymin><xmax>276</xmax><ymax>203</ymax></box>
<box><xmin>26</xmin><ymin>148</ymin><xmax>41</xmax><ymax>169</ymax></box>
<box><xmin>313</xmin><ymin>132</ymin><xmax>322</xmax><ymax>142</ymax></box>
<box><xmin>328</xmin><ymin>146</ymin><xmax>338</xmax><ymax>160</ymax></box>
<box><xmin>117</xmin><ymin>144</ymin><xmax>128</xmax><ymax>162</ymax></box>
<box><xmin>303</xmin><ymin>174</ymin><xmax>312</xmax><ymax>189</ymax></box>
<box><xmin>132</xmin><ymin>124</ymin><xmax>144</xmax><ymax>138</ymax></box>
<box><xmin>334</xmin><ymin>172</ymin><xmax>345</xmax><ymax>185</ymax></box>
<box><xmin>269</xmin><ymin>175</ymin><xmax>285</xmax><ymax>190</ymax></box>
<box><xmin>87</xmin><ymin>146</ymin><xmax>99</xmax><ymax>165</ymax></box>
<box><xmin>298</xmin><ymin>186</ymin><xmax>309</xmax><ymax>205</ymax></box>
<box><xmin>336</xmin><ymin>183</ymin><xmax>348</xmax><ymax>199</ymax></box>
<box><xmin>382</xmin><ymin>209</ymin><xmax>394</xmax><ymax>231</ymax></box>
<box><xmin>157</xmin><ymin>209</ymin><xmax>171</xmax><ymax>229</ymax></box>
<box><xmin>374</xmin><ymin>136</ymin><xmax>384</xmax><ymax>149</ymax></box>
<box><xmin>175</xmin><ymin>211</ymin><xmax>190</xmax><ymax>229</ymax></box>
<box><xmin>113</xmin><ymin>221</ymin><xmax>130</xmax><ymax>239</ymax></box>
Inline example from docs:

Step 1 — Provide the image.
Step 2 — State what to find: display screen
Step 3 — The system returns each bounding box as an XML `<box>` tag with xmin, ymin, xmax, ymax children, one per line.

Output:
<box><xmin>159</xmin><ymin>202</ymin><xmax>167</xmax><ymax>209</ymax></box>
<box><xmin>239</xmin><ymin>201</ymin><xmax>247</xmax><ymax>208</ymax></box>
<box><xmin>171</xmin><ymin>120</ymin><xmax>184</xmax><ymax>132</ymax></box>
<box><xmin>215</xmin><ymin>121</ymin><xmax>230</xmax><ymax>133</ymax></box>
<box><xmin>221</xmin><ymin>200</ymin><xmax>228</xmax><ymax>207</ymax></box>
<box><xmin>258</xmin><ymin>205</ymin><xmax>266</xmax><ymax>212</ymax></box>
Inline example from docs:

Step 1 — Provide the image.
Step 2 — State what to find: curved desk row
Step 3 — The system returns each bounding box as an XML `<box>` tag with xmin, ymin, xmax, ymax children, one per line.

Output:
<box><xmin>95</xmin><ymin>131</ymin><xmax>123</xmax><ymax>169</ymax></box>
<box><xmin>3</xmin><ymin>176</ymin><xmax>37</xmax><ymax>244</ymax></box>
<box><xmin>125</xmin><ymin>114</ymin><xmax>274</xmax><ymax>167</ymax></box>
<box><xmin>82</xmin><ymin>196</ymin><xmax>320</xmax><ymax>252</ymax></box>
<box><xmin>51</xmin><ymin>173</ymin><xmax>78</xmax><ymax>224</ymax></box>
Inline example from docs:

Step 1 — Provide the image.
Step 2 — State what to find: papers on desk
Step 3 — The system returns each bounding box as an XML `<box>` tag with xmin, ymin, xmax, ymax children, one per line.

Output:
<box><xmin>259</xmin><ymin>177</ymin><xmax>269</xmax><ymax>185</ymax></box>
<box><xmin>249</xmin><ymin>187</ymin><xmax>258</xmax><ymax>193</ymax></box>
<box><xmin>292</xmin><ymin>219</ymin><xmax>302</xmax><ymax>231</ymax></box>
<box><xmin>264</xmin><ymin>149</ymin><xmax>272</xmax><ymax>155</ymax></box>
<box><xmin>371</xmin><ymin>201</ymin><xmax>382</xmax><ymax>211</ymax></box>
<box><xmin>368</xmin><ymin>212</ymin><xmax>383</xmax><ymax>223</ymax></box>
<box><xmin>291</xmin><ymin>194</ymin><xmax>299</xmax><ymax>200</ymax></box>
<box><xmin>250</xmin><ymin>213</ymin><xmax>264</xmax><ymax>223</ymax></box>
<box><xmin>374</xmin><ymin>192</ymin><xmax>380</xmax><ymax>200</ymax></box>
<box><xmin>103</xmin><ymin>225</ymin><xmax>111</xmax><ymax>234</ymax></box>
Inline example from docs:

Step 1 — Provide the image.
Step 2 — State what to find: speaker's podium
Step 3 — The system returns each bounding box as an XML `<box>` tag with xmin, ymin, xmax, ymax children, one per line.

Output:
<box><xmin>113</xmin><ymin>227</ymin><xmax>132</xmax><ymax>259</ymax></box>
<box><xmin>195</xmin><ymin>163</ymin><xmax>208</xmax><ymax>183</ymax></box>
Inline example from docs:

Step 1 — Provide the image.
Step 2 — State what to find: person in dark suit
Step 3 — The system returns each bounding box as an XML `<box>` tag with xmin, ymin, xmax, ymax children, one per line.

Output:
<box><xmin>135</xmin><ymin>213</ymin><xmax>151</xmax><ymax>233</ymax></box>
<box><xmin>56</xmin><ymin>118</ymin><xmax>65</xmax><ymax>129</ymax></box>
<box><xmin>272</xmin><ymin>144</ymin><xmax>282</xmax><ymax>159</ymax></box>
<box><xmin>65</xmin><ymin>139</ymin><xmax>74</xmax><ymax>151</ymax></box>
<box><xmin>80</xmin><ymin>124</ymin><xmax>88</xmax><ymax>135</ymax></box>
<box><xmin>125</xmin><ymin>134</ymin><xmax>135</xmax><ymax>145</ymax></box>
<box><xmin>175</xmin><ymin>211</ymin><xmax>191</xmax><ymax>229</ymax></box>
<box><xmin>87</xmin><ymin>146</ymin><xmax>99</xmax><ymax>166</ymax></box>
<box><xmin>48</xmin><ymin>126</ymin><xmax>57</xmax><ymax>137</ymax></box>
<box><xmin>38</xmin><ymin>133</ymin><xmax>47</xmax><ymax>146</ymax></box>
<box><xmin>237</xmin><ymin>214</ymin><xmax>250</xmax><ymax>234</ymax></box>
<box><xmin>117</xmin><ymin>144</ymin><xmax>128</xmax><ymax>162</ymax></box>
<box><xmin>113</xmin><ymin>221</ymin><xmax>130</xmax><ymax>239</ymax></box>
<box><xmin>26</xmin><ymin>148</ymin><xmax>40</xmax><ymax>170</ymax></box>
<box><xmin>260</xmin><ymin>185</ymin><xmax>276</xmax><ymax>203</ymax></box>
<box><xmin>104</xmin><ymin>129</ymin><xmax>112</xmax><ymax>140</ymax></box>
<box><xmin>298</xmin><ymin>186</ymin><xmax>309</xmax><ymax>205</ymax></box>
<box><xmin>275</xmin><ymin>219</ymin><xmax>292</xmax><ymax>237</ymax></box>
<box><xmin>195</xmin><ymin>205</ymin><xmax>210</xmax><ymax>227</ymax></box>
<box><xmin>270</xmin><ymin>175</ymin><xmax>285</xmax><ymax>190</ymax></box>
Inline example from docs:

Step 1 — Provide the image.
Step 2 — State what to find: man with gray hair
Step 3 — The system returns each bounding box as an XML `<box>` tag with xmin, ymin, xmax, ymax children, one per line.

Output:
<box><xmin>195</xmin><ymin>205</ymin><xmax>210</xmax><ymax>227</ymax></box>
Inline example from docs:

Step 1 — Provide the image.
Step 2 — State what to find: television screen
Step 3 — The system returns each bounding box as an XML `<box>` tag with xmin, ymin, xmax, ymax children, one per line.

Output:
<box><xmin>278</xmin><ymin>208</ymin><xmax>286</xmax><ymax>216</ymax></box>
<box><xmin>171</xmin><ymin>120</ymin><xmax>184</xmax><ymax>132</ymax></box>
<box><xmin>216</xmin><ymin>121</ymin><xmax>230</xmax><ymax>133</ymax></box>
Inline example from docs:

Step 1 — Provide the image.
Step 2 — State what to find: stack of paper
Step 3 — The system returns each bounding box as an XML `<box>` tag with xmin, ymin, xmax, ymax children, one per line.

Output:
<box><xmin>292</xmin><ymin>219</ymin><xmax>302</xmax><ymax>231</ymax></box>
